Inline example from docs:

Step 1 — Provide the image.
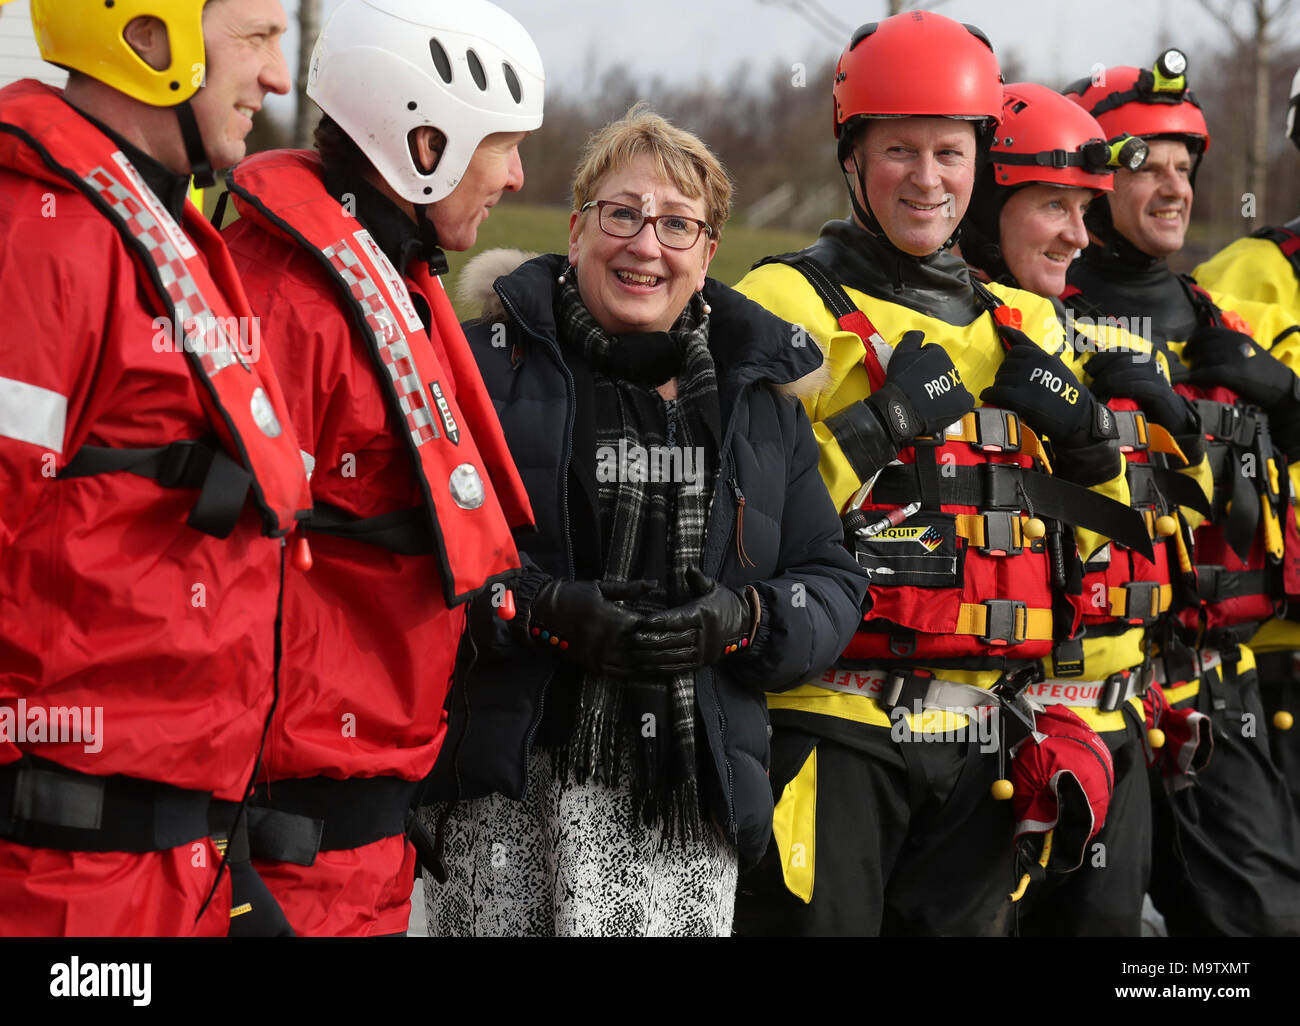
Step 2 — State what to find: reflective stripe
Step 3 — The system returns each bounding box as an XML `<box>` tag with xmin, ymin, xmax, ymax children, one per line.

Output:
<box><xmin>0</xmin><ymin>376</ymin><xmax>67</xmax><ymax>452</ymax></box>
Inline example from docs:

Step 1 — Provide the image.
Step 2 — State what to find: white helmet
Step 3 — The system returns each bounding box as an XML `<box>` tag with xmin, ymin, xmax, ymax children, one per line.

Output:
<box><xmin>1289</xmin><ymin>66</ymin><xmax>1300</xmax><ymax>152</ymax></box>
<box><xmin>308</xmin><ymin>0</ymin><xmax>544</xmax><ymax>204</ymax></box>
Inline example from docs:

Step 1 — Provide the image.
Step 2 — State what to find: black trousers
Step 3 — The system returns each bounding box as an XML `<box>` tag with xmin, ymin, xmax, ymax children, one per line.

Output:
<box><xmin>1149</xmin><ymin>653</ymin><xmax>1300</xmax><ymax>936</ymax></box>
<box><xmin>734</xmin><ymin>717</ymin><xmax>1018</xmax><ymax>937</ymax></box>
<box><xmin>1255</xmin><ymin>652</ymin><xmax>1300</xmax><ymax>815</ymax></box>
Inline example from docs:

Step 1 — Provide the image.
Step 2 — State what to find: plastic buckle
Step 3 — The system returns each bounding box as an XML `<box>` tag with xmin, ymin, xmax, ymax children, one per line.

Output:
<box><xmin>1099</xmin><ymin>671</ymin><xmax>1128</xmax><ymax>712</ymax></box>
<box><xmin>1195</xmin><ymin>564</ymin><xmax>1224</xmax><ymax>603</ymax></box>
<box><xmin>1125</xmin><ymin>462</ymin><xmax>1158</xmax><ymax>509</ymax></box>
<box><xmin>157</xmin><ymin>440</ymin><xmax>210</xmax><ymax>490</ymax></box>
<box><xmin>888</xmin><ymin>632</ymin><xmax>918</xmax><ymax>658</ymax></box>
<box><xmin>1115</xmin><ymin>410</ymin><xmax>1149</xmax><ymax>453</ymax></box>
<box><xmin>981</xmin><ymin>462</ymin><xmax>1024</xmax><ymax>509</ymax></box>
<box><xmin>1121</xmin><ymin>580</ymin><xmax>1160</xmax><ymax>624</ymax></box>
<box><xmin>978</xmin><ymin>510</ymin><xmax>1022</xmax><ymax>556</ymax></box>
<box><xmin>979</xmin><ymin>599</ymin><xmax>1027</xmax><ymax>646</ymax></box>
<box><xmin>972</xmin><ymin>407</ymin><xmax>1020</xmax><ymax>453</ymax></box>
<box><xmin>1232</xmin><ymin>409</ymin><xmax>1259</xmax><ymax>449</ymax></box>
<box><xmin>1196</xmin><ymin>400</ymin><xmax>1239</xmax><ymax>443</ymax></box>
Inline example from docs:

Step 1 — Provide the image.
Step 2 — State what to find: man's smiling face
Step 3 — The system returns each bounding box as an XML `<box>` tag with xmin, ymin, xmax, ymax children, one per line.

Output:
<box><xmin>1108</xmin><ymin>138</ymin><xmax>1194</xmax><ymax>260</ymax></box>
<box><xmin>853</xmin><ymin>116</ymin><xmax>976</xmax><ymax>257</ymax></box>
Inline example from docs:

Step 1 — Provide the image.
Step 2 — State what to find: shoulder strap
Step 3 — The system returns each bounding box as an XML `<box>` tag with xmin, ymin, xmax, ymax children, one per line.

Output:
<box><xmin>760</xmin><ymin>252</ymin><xmax>889</xmax><ymax>392</ymax></box>
<box><xmin>1251</xmin><ymin>222</ymin><xmax>1300</xmax><ymax>281</ymax></box>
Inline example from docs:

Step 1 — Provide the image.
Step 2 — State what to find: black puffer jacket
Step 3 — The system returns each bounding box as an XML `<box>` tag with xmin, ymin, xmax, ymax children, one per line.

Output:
<box><xmin>429</xmin><ymin>251</ymin><xmax>867</xmax><ymax>864</ymax></box>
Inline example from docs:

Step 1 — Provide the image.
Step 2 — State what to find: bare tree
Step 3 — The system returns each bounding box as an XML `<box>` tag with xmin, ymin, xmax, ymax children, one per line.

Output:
<box><xmin>1194</xmin><ymin>0</ymin><xmax>1297</xmax><ymax>218</ymax></box>
<box><xmin>294</xmin><ymin>0</ymin><xmax>323</xmax><ymax>148</ymax></box>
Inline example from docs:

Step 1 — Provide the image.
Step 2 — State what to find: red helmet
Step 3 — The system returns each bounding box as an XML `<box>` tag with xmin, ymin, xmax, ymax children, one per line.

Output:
<box><xmin>990</xmin><ymin>83</ymin><xmax>1118</xmax><ymax>193</ymax></box>
<box><xmin>1064</xmin><ymin>49</ymin><xmax>1210</xmax><ymax>153</ymax></box>
<box><xmin>833</xmin><ymin>11</ymin><xmax>1003</xmax><ymax>160</ymax></box>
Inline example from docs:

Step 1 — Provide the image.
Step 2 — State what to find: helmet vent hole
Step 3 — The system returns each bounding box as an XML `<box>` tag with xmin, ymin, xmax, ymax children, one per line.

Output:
<box><xmin>1009</xmin><ymin>100</ymin><xmax>1027</xmax><ymax>114</ymax></box>
<box><xmin>503</xmin><ymin>63</ymin><xmax>522</xmax><ymax>104</ymax></box>
<box><xmin>424</xmin><ymin>187</ymin><xmax>433</xmax><ymax>195</ymax></box>
<box><xmin>170</xmin><ymin>81</ymin><xmax>179</xmax><ymax>91</ymax></box>
<box><xmin>105</xmin><ymin>0</ymin><xmax>115</xmax><ymax>8</ymax></box>
<box><xmin>429</xmin><ymin>39</ymin><xmax>453</xmax><ymax>84</ymax></box>
<box><xmin>466</xmin><ymin>49</ymin><xmax>487</xmax><ymax>91</ymax></box>
<box><xmin>408</xmin><ymin>101</ymin><xmax>418</xmax><ymax>111</ymax></box>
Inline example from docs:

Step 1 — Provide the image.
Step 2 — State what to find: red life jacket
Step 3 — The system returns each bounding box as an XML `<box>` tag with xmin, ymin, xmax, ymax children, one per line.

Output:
<box><xmin>226</xmin><ymin>150</ymin><xmax>532</xmax><ymax>604</ymax></box>
<box><xmin>0</xmin><ymin>81</ymin><xmax>309</xmax><ymax>537</ymax></box>
<box><xmin>1067</xmin><ymin>401</ymin><xmax>1184</xmax><ymax>666</ymax></box>
<box><xmin>1179</xmin><ymin>279</ymin><xmax>1285</xmax><ymax>629</ymax></box>
<box><xmin>1061</xmin><ymin>279</ymin><xmax>1287</xmax><ymax>631</ymax></box>
<box><xmin>779</xmin><ymin>258</ymin><xmax>1147</xmax><ymax>669</ymax></box>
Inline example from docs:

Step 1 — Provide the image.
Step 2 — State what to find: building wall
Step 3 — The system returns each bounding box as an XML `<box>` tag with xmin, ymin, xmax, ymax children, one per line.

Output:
<box><xmin>0</xmin><ymin>1</ymin><xmax>67</xmax><ymax>90</ymax></box>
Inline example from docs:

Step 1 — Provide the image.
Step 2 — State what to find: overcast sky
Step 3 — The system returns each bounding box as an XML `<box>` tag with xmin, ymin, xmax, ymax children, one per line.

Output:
<box><xmin>256</xmin><ymin>0</ymin><xmax>1267</xmax><ymax>125</ymax></box>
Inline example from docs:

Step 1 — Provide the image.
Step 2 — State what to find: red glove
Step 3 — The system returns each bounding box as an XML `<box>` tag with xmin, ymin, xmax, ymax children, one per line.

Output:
<box><xmin>1010</xmin><ymin>704</ymin><xmax>1114</xmax><ymax>873</ymax></box>
<box><xmin>1142</xmin><ymin>682</ymin><xmax>1213</xmax><ymax>791</ymax></box>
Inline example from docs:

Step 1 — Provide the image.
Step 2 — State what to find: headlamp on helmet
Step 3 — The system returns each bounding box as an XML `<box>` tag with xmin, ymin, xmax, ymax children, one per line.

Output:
<box><xmin>1107</xmin><ymin>135</ymin><xmax>1149</xmax><ymax>171</ymax></box>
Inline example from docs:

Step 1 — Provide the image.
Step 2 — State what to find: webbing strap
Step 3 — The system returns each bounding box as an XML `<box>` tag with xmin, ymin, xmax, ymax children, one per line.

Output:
<box><xmin>1107</xmin><ymin>583</ymin><xmax>1172</xmax><ymax>622</ymax></box>
<box><xmin>944</xmin><ymin>410</ymin><xmax>1052</xmax><ymax>469</ymax></box>
<box><xmin>57</xmin><ymin>440</ymin><xmax>252</xmax><ymax>539</ymax></box>
<box><xmin>0</xmin><ymin>755</ymin><xmax>211</xmax><ymax>853</ymax></box>
<box><xmin>954</xmin><ymin>601</ymin><xmax>1054</xmax><ymax>645</ymax></box>
<box><xmin>780</xmin><ymin>254</ymin><xmax>888</xmax><ymax>392</ymax></box>
<box><xmin>246</xmin><ymin>775</ymin><xmax>420</xmax><ymax>863</ymax></box>
<box><xmin>303</xmin><ymin>501</ymin><xmax>435</xmax><ymax>556</ymax></box>
<box><xmin>1195</xmin><ymin>566</ymin><xmax>1272</xmax><ymax>604</ymax></box>
<box><xmin>872</xmin><ymin>462</ymin><xmax>1153</xmax><ymax>556</ymax></box>
<box><xmin>953</xmin><ymin>512</ymin><xmax>1031</xmax><ymax>549</ymax></box>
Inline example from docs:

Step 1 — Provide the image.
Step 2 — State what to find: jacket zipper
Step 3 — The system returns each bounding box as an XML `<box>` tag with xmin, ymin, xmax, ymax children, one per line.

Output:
<box><xmin>495</xmin><ymin>286</ymin><xmax>577</xmax><ymax>772</ymax></box>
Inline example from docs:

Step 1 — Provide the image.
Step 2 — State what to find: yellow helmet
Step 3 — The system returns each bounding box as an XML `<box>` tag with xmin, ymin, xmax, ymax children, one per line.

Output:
<box><xmin>30</xmin><ymin>0</ymin><xmax>207</xmax><ymax>106</ymax></box>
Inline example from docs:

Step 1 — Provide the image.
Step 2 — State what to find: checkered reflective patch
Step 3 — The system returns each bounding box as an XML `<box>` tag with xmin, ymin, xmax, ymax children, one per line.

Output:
<box><xmin>323</xmin><ymin>239</ymin><xmax>438</xmax><ymax>447</ymax></box>
<box><xmin>84</xmin><ymin>164</ymin><xmax>240</xmax><ymax>380</ymax></box>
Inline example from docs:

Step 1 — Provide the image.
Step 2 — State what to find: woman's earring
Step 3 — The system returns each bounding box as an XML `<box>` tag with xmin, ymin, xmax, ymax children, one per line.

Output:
<box><xmin>698</xmin><ymin>290</ymin><xmax>711</xmax><ymax>315</ymax></box>
<box><xmin>558</xmin><ymin>263</ymin><xmax>572</xmax><ymax>285</ymax></box>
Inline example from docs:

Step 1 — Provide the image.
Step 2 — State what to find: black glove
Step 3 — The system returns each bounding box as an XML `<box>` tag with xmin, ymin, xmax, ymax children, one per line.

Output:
<box><xmin>515</xmin><ymin>570</ymin><xmax>656</xmax><ymax>675</ymax></box>
<box><xmin>627</xmin><ymin>569</ymin><xmax>758</xmax><ymax>673</ymax></box>
<box><xmin>1183</xmin><ymin>326</ymin><xmax>1300</xmax><ymax>411</ymax></box>
<box><xmin>1084</xmin><ymin>349</ymin><xmax>1199</xmax><ymax>435</ymax></box>
<box><xmin>982</xmin><ymin>331</ymin><xmax>1103</xmax><ymax>449</ymax></box>
<box><xmin>824</xmin><ymin>330</ymin><xmax>975</xmax><ymax>479</ymax></box>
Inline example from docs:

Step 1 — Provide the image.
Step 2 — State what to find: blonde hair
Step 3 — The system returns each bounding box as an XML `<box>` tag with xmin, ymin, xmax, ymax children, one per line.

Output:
<box><xmin>571</xmin><ymin>103</ymin><xmax>733</xmax><ymax>237</ymax></box>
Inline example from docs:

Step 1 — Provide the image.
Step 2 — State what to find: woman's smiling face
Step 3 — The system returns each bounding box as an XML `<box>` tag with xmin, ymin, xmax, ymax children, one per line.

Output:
<box><xmin>568</xmin><ymin>153</ymin><xmax>718</xmax><ymax>336</ymax></box>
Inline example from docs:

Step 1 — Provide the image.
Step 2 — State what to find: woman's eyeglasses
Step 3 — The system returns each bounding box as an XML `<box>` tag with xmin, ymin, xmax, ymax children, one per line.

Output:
<box><xmin>580</xmin><ymin>200</ymin><xmax>712</xmax><ymax>250</ymax></box>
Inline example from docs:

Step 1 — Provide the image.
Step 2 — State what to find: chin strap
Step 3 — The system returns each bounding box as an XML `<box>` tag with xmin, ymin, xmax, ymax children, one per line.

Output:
<box><xmin>412</xmin><ymin>205</ymin><xmax>449</xmax><ymax>276</ymax></box>
<box><xmin>174</xmin><ymin>102</ymin><xmax>214</xmax><ymax>189</ymax></box>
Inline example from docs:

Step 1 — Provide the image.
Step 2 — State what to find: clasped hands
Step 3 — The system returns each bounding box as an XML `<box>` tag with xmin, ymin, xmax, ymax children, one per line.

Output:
<box><xmin>510</xmin><ymin>568</ymin><xmax>758</xmax><ymax>676</ymax></box>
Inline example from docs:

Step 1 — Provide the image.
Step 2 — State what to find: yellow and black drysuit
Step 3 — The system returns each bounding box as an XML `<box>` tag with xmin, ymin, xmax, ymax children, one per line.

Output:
<box><xmin>731</xmin><ymin>219</ymin><xmax>1141</xmax><ymax>936</ymax></box>
<box><xmin>1067</xmin><ymin>231</ymin><xmax>1300</xmax><ymax>936</ymax></box>
<box><xmin>1012</xmin><ymin>302</ymin><xmax>1209</xmax><ymax>936</ymax></box>
<box><xmin>1195</xmin><ymin>219</ymin><xmax>1300</xmax><ymax>809</ymax></box>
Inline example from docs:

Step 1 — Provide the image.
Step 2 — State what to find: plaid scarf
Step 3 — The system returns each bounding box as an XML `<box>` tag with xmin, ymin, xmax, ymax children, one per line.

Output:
<box><xmin>554</xmin><ymin>276</ymin><xmax>720</xmax><ymax>842</ymax></box>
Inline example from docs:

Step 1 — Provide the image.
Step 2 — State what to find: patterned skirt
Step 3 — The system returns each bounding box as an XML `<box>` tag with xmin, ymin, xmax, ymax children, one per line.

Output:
<box><xmin>420</xmin><ymin>746</ymin><xmax>739</xmax><ymax>937</ymax></box>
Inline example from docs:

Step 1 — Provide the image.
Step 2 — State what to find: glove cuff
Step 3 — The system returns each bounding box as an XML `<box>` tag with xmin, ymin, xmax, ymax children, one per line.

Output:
<box><xmin>825</xmin><ymin>396</ymin><xmax>904</xmax><ymax>482</ymax></box>
<box><xmin>1052</xmin><ymin>435</ymin><xmax>1123</xmax><ymax>487</ymax></box>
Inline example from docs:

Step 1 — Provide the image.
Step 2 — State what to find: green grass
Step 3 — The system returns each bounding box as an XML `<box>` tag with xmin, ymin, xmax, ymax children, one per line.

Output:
<box><xmin>444</xmin><ymin>201</ymin><xmax>818</xmax><ymax>319</ymax></box>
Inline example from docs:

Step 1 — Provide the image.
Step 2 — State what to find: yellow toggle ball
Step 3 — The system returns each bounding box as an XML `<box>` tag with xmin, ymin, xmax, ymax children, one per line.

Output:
<box><xmin>1023</xmin><ymin>517</ymin><xmax>1046</xmax><ymax>540</ymax></box>
<box><xmin>1156</xmin><ymin>515</ymin><xmax>1178</xmax><ymax>537</ymax></box>
<box><xmin>1148</xmin><ymin>728</ymin><xmax>1166</xmax><ymax>749</ymax></box>
<box><xmin>1274</xmin><ymin>710</ymin><xmax>1295</xmax><ymax>731</ymax></box>
<box><xmin>991</xmin><ymin>778</ymin><xmax>1015</xmax><ymax>801</ymax></box>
